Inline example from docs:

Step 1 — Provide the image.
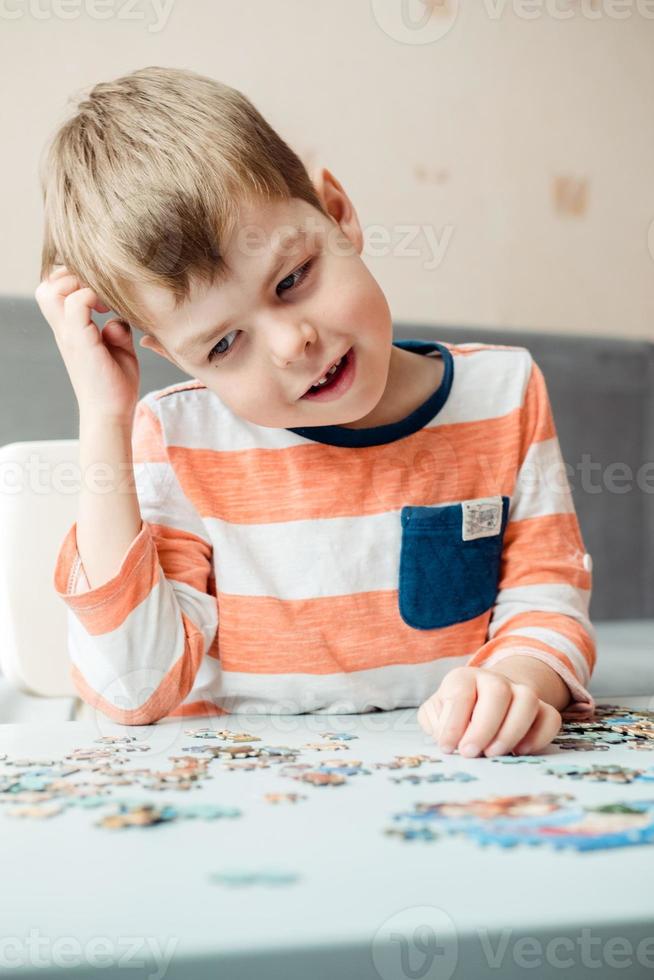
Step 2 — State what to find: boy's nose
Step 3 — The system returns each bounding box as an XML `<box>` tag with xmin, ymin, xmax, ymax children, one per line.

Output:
<box><xmin>264</xmin><ymin>319</ymin><xmax>319</xmax><ymax>367</ymax></box>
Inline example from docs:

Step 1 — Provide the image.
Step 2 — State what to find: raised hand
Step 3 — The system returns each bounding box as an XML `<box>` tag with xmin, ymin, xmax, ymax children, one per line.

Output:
<box><xmin>35</xmin><ymin>265</ymin><xmax>140</xmax><ymax>423</ymax></box>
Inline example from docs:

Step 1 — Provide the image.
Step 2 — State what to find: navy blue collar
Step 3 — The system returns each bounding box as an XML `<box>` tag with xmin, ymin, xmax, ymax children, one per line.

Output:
<box><xmin>285</xmin><ymin>339</ymin><xmax>454</xmax><ymax>448</ymax></box>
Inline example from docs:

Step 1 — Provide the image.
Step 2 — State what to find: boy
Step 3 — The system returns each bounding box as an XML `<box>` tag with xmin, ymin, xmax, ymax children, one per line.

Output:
<box><xmin>35</xmin><ymin>67</ymin><xmax>596</xmax><ymax>756</ymax></box>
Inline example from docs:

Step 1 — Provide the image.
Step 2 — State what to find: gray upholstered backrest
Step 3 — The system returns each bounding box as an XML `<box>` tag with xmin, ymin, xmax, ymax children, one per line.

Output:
<box><xmin>395</xmin><ymin>323</ymin><xmax>654</xmax><ymax>621</ymax></box>
<box><xmin>2</xmin><ymin>295</ymin><xmax>651</xmax><ymax>620</ymax></box>
<box><xmin>1</xmin><ymin>295</ymin><xmax>187</xmax><ymax>443</ymax></box>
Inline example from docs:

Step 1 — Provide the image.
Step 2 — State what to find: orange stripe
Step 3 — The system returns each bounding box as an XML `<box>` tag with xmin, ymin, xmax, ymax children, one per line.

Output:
<box><xmin>519</xmin><ymin>363</ymin><xmax>556</xmax><ymax>463</ymax></box>
<box><xmin>446</xmin><ymin>343</ymin><xmax>525</xmax><ymax>356</ymax></box>
<box><xmin>131</xmin><ymin>402</ymin><xmax>168</xmax><ymax>464</ymax></box>
<box><xmin>168</xmin><ymin>411</ymin><xmax>529</xmax><ymax>523</ymax></box>
<box><xmin>215</xmin><ymin>591</ymin><xmax>491</xmax><ymax>674</ymax></box>
<box><xmin>470</xmin><ymin>634</ymin><xmax>585</xmax><ymax>681</ymax></box>
<box><xmin>165</xmin><ymin>699</ymin><xmax>229</xmax><ymax>718</ymax></box>
<box><xmin>205</xmin><ymin>628</ymin><xmax>221</xmax><ymax>661</ymax></box>
<box><xmin>148</xmin><ymin>523</ymin><xmax>215</xmax><ymax>596</ymax></box>
<box><xmin>500</xmin><ymin>514</ymin><xmax>591</xmax><ymax>591</ymax></box>
<box><xmin>154</xmin><ymin>380</ymin><xmax>205</xmax><ymax>401</ymax></box>
<box><xmin>69</xmin><ymin>609</ymin><xmax>207</xmax><ymax>725</ymax></box>
<box><xmin>493</xmin><ymin>610</ymin><xmax>595</xmax><ymax>673</ymax></box>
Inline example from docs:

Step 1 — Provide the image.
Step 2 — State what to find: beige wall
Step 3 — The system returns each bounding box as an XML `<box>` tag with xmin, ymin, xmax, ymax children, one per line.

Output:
<box><xmin>2</xmin><ymin>0</ymin><xmax>653</xmax><ymax>338</ymax></box>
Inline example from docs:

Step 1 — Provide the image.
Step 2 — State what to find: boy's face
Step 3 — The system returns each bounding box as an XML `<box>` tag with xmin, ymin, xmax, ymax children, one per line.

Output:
<box><xmin>136</xmin><ymin>168</ymin><xmax>394</xmax><ymax>429</ymax></box>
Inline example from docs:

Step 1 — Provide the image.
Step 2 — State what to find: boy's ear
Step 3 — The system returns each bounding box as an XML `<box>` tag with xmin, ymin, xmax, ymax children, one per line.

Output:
<box><xmin>310</xmin><ymin>166</ymin><xmax>363</xmax><ymax>255</ymax></box>
<box><xmin>139</xmin><ymin>334</ymin><xmax>179</xmax><ymax>367</ymax></box>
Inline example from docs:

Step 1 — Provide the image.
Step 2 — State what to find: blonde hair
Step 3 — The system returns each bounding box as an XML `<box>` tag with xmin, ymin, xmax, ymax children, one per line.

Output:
<box><xmin>38</xmin><ymin>65</ymin><xmax>327</xmax><ymax>333</ymax></box>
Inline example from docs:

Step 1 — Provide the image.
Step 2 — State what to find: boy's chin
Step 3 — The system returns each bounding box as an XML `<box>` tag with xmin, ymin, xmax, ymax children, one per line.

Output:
<box><xmin>245</xmin><ymin>407</ymin><xmax>360</xmax><ymax>429</ymax></box>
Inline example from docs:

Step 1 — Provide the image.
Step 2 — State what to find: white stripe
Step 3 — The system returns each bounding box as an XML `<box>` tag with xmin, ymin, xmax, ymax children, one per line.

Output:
<box><xmin>151</xmin><ymin>348</ymin><xmax>534</xmax><ymax>451</ymax></box>
<box><xmin>133</xmin><ymin>461</ymin><xmax>212</xmax><ymax>541</ymax></box>
<box><xmin>174</xmin><ymin>653</ymin><xmax>224</xmax><ymax>708</ymax></box>
<box><xmin>67</xmin><ymin>572</ymin><xmax>217</xmax><ymax>709</ymax></box>
<box><xmin>436</xmin><ymin>348</ymin><xmax>532</xmax><ymax>426</ymax></box>
<box><xmin>206</xmin><ymin>511</ymin><xmax>402</xmax><ymax>599</ymax></box>
<box><xmin>490</xmin><ymin>583</ymin><xmax>592</xmax><ymax>633</ymax></box>
<box><xmin>174</xmin><ymin>653</ymin><xmax>480</xmax><ymax>715</ymax></box>
<box><xmin>166</xmin><ymin>579</ymin><xmax>219</xmax><ymax>651</ymax></box>
<box><xmin>510</xmin><ymin>438</ymin><xmax>575</xmax><ymax>522</ymax></box>
<box><xmin>498</xmin><ymin>625</ymin><xmax>591</xmax><ymax>685</ymax></box>
<box><xmin>206</xmin><ymin>502</ymin><xmax>495</xmax><ymax>600</ymax></box>
<box><xmin>153</xmin><ymin>386</ymin><xmax>310</xmax><ymax>452</ymax></box>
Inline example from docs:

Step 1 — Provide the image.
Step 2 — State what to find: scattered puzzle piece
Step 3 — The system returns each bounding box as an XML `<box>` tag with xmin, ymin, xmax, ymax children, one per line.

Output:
<box><xmin>209</xmin><ymin>870</ymin><xmax>300</xmax><ymax>887</ymax></box>
<box><xmin>544</xmin><ymin>764</ymin><xmax>654</xmax><ymax>785</ymax></box>
<box><xmin>264</xmin><ymin>792</ymin><xmax>307</xmax><ymax>804</ymax></box>
<box><xmin>384</xmin><ymin>825</ymin><xmax>439</xmax><ymax>842</ymax></box>
<box><xmin>390</xmin><ymin>771</ymin><xmax>477</xmax><ymax>785</ymax></box>
<box><xmin>373</xmin><ymin>755</ymin><xmax>442</xmax><ymax>770</ymax></box>
<box><xmin>490</xmin><ymin>756</ymin><xmax>549</xmax><ymax>765</ymax></box>
<box><xmin>302</xmin><ymin>742</ymin><xmax>350</xmax><ymax>752</ymax></box>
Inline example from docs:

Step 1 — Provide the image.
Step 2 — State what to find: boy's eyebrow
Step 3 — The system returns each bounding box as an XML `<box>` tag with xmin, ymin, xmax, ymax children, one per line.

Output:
<box><xmin>174</xmin><ymin>226</ymin><xmax>309</xmax><ymax>360</ymax></box>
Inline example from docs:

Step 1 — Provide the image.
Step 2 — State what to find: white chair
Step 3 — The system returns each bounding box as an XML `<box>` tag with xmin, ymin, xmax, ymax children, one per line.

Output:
<box><xmin>0</xmin><ymin>439</ymin><xmax>83</xmax><ymax>720</ymax></box>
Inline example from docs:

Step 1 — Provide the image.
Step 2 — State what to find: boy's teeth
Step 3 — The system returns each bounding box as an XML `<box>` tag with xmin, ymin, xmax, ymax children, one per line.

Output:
<box><xmin>313</xmin><ymin>356</ymin><xmax>343</xmax><ymax>387</ymax></box>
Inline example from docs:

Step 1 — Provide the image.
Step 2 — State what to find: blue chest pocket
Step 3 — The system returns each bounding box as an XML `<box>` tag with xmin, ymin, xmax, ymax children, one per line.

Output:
<box><xmin>398</xmin><ymin>496</ymin><xmax>510</xmax><ymax>631</ymax></box>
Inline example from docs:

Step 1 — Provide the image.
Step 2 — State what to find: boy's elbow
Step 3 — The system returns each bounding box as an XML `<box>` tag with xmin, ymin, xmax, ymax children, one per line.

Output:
<box><xmin>86</xmin><ymin>698</ymin><xmax>169</xmax><ymax>727</ymax></box>
<box><xmin>71</xmin><ymin>666</ymin><xmax>175</xmax><ymax>726</ymax></box>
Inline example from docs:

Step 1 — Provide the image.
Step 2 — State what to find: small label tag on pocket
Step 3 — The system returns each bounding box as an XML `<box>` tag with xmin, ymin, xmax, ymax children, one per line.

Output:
<box><xmin>461</xmin><ymin>496</ymin><xmax>503</xmax><ymax>541</ymax></box>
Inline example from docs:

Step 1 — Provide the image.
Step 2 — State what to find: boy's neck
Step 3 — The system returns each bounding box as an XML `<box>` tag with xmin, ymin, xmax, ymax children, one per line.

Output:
<box><xmin>340</xmin><ymin>345</ymin><xmax>444</xmax><ymax>430</ymax></box>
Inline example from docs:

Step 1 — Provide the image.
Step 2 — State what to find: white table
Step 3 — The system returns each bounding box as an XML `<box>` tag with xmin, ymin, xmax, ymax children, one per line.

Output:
<box><xmin>1</xmin><ymin>697</ymin><xmax>653</xmax><ymax>980</ymax></box>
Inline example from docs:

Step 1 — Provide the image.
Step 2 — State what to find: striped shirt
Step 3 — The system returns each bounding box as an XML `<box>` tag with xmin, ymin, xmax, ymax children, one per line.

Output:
<box><xmin>54</xmin><ymin>339</ymin><xmax>596</xmax><ymax>725</ymax></box>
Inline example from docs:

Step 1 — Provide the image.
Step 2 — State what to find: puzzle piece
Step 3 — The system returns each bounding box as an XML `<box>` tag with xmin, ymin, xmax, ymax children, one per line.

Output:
<box><xmin>97</xmin><ymin>799</ymin><xmax>241</xmax><ymax>828</ymax></box>
<box><xmin>302</xmin><ymin>742</ymin><xmax>350</xmax><ymax>752</ymax></box>
<box><xmin>490</xmin><ymin>756</ymin><xmax>548</xmax><ymax>765</ymax></box>
<box><xmin>553</xmin><ymin>739</ymin><xmax>610</xmax><ymax>752</ymax></box>
<box><xmin>316</xmin><ymin>761</ymin><xmax>371</xmax><ymax>777</ymax></box>
<box><xmin>297</xmin><ymin>771</ymin><xmax>346</xmax><ymax>787</ymax></box>
<box><xmin>6</xmin><ymin>803</ymin><xmax>64</xmax><ymax>819</ymax></box>
<box><xmin>384</xmin><ymin>825</ymin><xmax>439</xmax><ymax>842</ymax></box>
<box><xmin>184</xmin><ymin>728</ymin><xmax>261</xmax><ymax>743</ymax></box>
<box><xmin>544</xmin><ymin>764</ymin><xmax>654</xmax><ymax>785</ymax></box>
<box><xmin>258</xmin><ymin>746</ymin><xmax>300</xmax><ymax>759</ymax></box>
<box><xmin>209</xmin><ymin>870</ymin><xmax>300</xmax><ymax>887</ymax></box>
<box><xmin>373</xmin><ymin>755</ymin><xmax>442</xmax><ymax>770</ymax></box>
<box><xmin>94</xmin><ymin>735</ymin><xmax>137</xmax><ymax>745</ymax></box>
<box><xmin>390</xmin><ymin>771</ymin><xmax>477</xmax><ymax>785</ymax></box>
<box><xmin>264</xmin><ymin>792</ymin><xmax>307</xmax><ymax>804</ymax></box>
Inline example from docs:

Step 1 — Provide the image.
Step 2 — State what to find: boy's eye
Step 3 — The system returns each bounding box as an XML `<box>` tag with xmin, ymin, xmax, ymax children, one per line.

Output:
<box><xmin>276</xmin><ymin>258</ymin><xmax>313</xmax><ymax>297</ymax></box>
<box><xmin>207</xmin><ymin>258</ymin><xmax>315</xmax><ymax>363</ymax></box>
<box><xmin>208</xmin><ymin>329</ymin><xmax>239</xmax><ymax>362</ymax></box>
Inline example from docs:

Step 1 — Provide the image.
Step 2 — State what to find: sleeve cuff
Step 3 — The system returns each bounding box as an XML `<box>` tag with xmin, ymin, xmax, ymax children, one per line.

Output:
<box><xmin>53</xmin><ymin>519</ymin><xmax>151</xmax><ymax>612</ymax></box>
<box><xmin>469</xmin><ymin>646</ymin><xmax>596</xmax><ymax>719</ymax></box>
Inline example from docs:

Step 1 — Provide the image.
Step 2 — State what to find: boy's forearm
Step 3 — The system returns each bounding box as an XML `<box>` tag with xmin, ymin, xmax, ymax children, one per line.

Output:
<box><xmin>485</xmin><ymin>655</ymin><xmax>572</xmax><ymax>712</ymax></box>
<box><xmin>76</xmin><ymin>415</ymin><xmax>143</xmax><ymax>591</ymax></box>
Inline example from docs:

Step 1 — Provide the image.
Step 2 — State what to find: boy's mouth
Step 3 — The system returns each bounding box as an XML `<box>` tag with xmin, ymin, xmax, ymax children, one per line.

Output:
<box><xmin>299</xmin><ymin>347</ymin><xmax>355</xmax><ymax>401</ymax></box>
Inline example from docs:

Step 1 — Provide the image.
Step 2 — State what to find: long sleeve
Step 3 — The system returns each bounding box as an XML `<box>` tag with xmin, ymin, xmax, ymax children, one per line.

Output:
<box><xmin>53</xmin><ymin>396</ymin><xmax>218</xmax><ymax>725</ymax></box>
<box><xmin>466</xmin><ymin>358</ymin><xmax>596</xmax><ymax>718</ymax></box>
